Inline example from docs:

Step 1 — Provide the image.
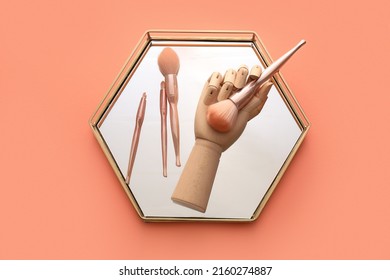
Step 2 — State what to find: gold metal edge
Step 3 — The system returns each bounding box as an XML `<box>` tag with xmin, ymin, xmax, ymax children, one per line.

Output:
<box><xmin>146</xmin><ymin>29</ymin><xmax>255</xmax><ymax>43</ymax></box>
<box><xmin>140</xmin><ymin>216</ymin><xmax>254</xmax><ymax>223</ymax></box>
<box><xmin>275</xmin><ymin>73</ymin><xmax>310</xmax><ymax>129</ymax></box>
<box><xmin>89</xmin><ymin>123</ymin><xmax>145</xmax><ymax>219</ymax></box>
<box><xmin>88</xmin><ymin>31</ymin><xmax>154</xmax><ymax>219</ymax></box>
<box><xmin>89</xmin><ymin>29</ymin><xmax>310</xmax><ymax>223</ymax></box>
<box><xmin>251</xmin><ymin>125</ymin><xmax>310</xmax><ymax>221</ymax></box>
<box><xmin>249</xmin><ymin>32</ymin><xmax>310</xmax><ymax>221</ymax></box>
<box><xmin>251</xmin><ymin>32</ymin><xmax>310</xmax><ymax>130</ymax></box>
<box><xmin>88</xmin><ymin>30</ymin><xmax>152</xmax><ymax>127</ymax></box>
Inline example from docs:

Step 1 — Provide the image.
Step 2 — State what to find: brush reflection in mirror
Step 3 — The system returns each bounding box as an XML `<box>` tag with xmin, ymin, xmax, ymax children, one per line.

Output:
<box><xmin>99</xmin><ymin>42</ymin><xmax>302</xmax><ymax>219</ymax></box>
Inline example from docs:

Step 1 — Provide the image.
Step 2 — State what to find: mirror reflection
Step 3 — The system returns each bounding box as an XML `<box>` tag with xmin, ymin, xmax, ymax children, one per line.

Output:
<box><xmin>97</xmin><ymin>39</ymin><xmax>303</xmax><ymax>220</ymax></box>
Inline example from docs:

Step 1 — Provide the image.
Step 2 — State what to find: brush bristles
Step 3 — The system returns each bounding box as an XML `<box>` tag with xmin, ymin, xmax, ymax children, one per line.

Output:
<box><xmin>158</xmin><ymin>47</ymin><xmax>180</xmax><ymax>75</ymax></box>
<box><xmin>206</xmin><ymin>100</ymin><xmax>238</xmax><ymax>132</ymax></box>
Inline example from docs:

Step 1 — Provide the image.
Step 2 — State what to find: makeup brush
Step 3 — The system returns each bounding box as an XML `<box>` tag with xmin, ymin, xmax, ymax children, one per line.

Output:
<box><xmin>158</xmin><ymin>47</ymin><xmax>181</xmax><ymax>167</ymax></box>
<box><xmin>160</xmin><ymin>81</ymin><xmax>168</xmax><ymax>177</ymax></box>
<box><xmin>126</xmin><ymin>92</ymin><xmax>147</xmax><ymax>184</ymax></box>
<box><xmin>206</xmin><ymin>40</ymin><xmax>306</xmax><ymax>133</ymax></box>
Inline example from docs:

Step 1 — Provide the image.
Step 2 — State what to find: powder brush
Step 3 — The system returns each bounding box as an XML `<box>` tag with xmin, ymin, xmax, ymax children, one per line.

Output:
<box><xmin>207</xmin><ymin>40</ymin><xmax>306</xmax><ymax>133</ymax></box>
<box><xmin>158</xmin><ymin>47</ymin><xmax>181</xmax><ymax>166</ymax></box>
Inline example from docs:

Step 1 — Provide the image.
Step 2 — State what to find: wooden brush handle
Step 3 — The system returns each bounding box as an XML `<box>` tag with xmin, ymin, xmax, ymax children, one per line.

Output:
<box><xmin>171</xmin><ymin>139</ymin><xmax>222</xmax><ymax>213</ymax></box>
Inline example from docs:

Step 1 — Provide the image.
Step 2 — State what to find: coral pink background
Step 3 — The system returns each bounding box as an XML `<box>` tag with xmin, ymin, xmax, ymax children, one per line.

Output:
<box><xmin>1</xmin><ymin>0</ymin><xmax>389</xmax><ymax>259</ymax></box>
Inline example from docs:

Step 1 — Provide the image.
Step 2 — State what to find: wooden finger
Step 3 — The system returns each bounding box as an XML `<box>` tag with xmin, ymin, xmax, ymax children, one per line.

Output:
<box><xmin>218</xmin><ymin>68</ymin><xmax>236</xmax><ymax>101</ymax></box>
<box><xmin>248</xmin><ymin>65</ymin><xmax>262</xmax><ymax>82</ymax></box>
<box><xmin>203</xmin><ymin>72</ymin><xmax>222</xmax><ymax>106</ymax></box>
<box><xmin>245</xmin><ymin>81</ymin><xmax>273</xmax><ymax>121</ymax></box>
<box><xmin>233</xmin><ymin>65</ymin><xmax>248</xmax><ymax>89</ymax></box>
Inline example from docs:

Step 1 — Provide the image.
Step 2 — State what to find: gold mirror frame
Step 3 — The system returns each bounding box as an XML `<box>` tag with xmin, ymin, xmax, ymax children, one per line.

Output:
<box><xmin>89</xmin><ymin>30</ymin><xmax>310</xmax><ymax>222</ymax></box>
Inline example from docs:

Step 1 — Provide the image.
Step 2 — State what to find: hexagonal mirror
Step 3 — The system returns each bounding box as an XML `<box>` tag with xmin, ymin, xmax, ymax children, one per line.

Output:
<box><xmin>89</xmin><ymin>31</ymin><xmax>310</xmax><ymax>222</ymax></box>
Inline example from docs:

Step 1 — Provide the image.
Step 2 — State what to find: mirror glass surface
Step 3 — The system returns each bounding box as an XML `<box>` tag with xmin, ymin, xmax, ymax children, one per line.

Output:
<box><xmin>97</xmin><ymin>38</ymin><xmax>304</xmax><ymax>220</ymax></box>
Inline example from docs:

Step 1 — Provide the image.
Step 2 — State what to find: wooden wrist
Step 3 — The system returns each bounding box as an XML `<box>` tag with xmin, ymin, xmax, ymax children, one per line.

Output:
<box><xmin>171</xmin><ymin>138</ymin><xmax>222</xmax><ymax>212</ymax></box>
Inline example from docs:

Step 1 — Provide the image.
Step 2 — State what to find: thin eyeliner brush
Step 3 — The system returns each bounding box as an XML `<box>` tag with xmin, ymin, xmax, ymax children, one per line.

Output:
<box><xmin>126</xmin><ymin>92</ymin><xmax>147</xmax><ymax>184</ymax></box>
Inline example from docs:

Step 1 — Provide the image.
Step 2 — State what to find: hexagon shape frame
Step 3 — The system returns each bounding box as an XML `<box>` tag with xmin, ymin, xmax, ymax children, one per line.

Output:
<box><xmin>89</xmin><ymin>30</ymin><xmax>310</xmax><ymax>222</ymax></box>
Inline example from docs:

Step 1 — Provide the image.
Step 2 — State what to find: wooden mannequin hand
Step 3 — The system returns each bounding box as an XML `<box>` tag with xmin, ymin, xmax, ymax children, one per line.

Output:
<box><xmin>194</xmin><ymin>65</ymin><xmax>273</xmax><ymax>151</ymax></box>
<box><xmin>171</xmin><ymin>65</ymin><xmax>272</xmax><ymax>213</ymax></box>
